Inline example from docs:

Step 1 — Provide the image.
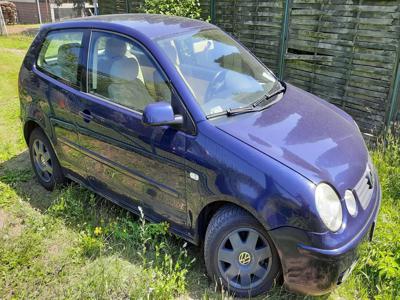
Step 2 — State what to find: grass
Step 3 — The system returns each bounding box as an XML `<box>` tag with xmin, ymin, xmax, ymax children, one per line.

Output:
<box><xmin>0</xmin><ymin>35</ymin><xmax>34</xmax><ymax>50</ymax></box>
<box><xmin>0</xmin><ymin>35</ymin><xmax>399</xmax><ymax>299</ymax></box>
<box><xmin>0</xmin><ymin>40</ymin><xmax>26</xmax><ymax>162</ymax></box>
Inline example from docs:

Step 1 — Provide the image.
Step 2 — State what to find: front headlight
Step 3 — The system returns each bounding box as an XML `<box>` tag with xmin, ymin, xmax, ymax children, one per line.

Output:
<box><xmin>344</xmin><ymin>190</ymin><xmax>358</xmax><ymax>217</ymax></box>
<box><xmin>315</xmin><ymin>183</ymin><xmax>343</xmax><ymax>232</ymax></box>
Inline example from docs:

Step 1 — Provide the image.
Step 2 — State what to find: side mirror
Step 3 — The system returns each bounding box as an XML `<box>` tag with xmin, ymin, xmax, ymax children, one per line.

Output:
<box><xmin>142</xmin><ymin>102</ymin><xmax>183</xmax><ymax>126</ymax></box>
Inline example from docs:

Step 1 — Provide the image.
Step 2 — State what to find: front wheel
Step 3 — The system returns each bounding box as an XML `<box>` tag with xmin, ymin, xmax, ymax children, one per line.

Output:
<box><xmin>204</xmin><ymin>205</ymin><xmax>280</xmax><ymax>297</ymax></box>
<box><xmin>28</xmin><ymin>128</ymin><xmax>66</xmax><ymax>191</ymax></box>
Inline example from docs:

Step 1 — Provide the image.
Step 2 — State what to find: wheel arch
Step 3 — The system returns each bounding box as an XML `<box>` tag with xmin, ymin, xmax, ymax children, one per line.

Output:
<box><xmin>195</xmin><ymin>199</ymin><xmax>273</xmax><ymax>244</ymax></box>
<box><xmin>23</xmin><ymin>119</ymin><xmax>42</xmax><ymax>145</ymax></box>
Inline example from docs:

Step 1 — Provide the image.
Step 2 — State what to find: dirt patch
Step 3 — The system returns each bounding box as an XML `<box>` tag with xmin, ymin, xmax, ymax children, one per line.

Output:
<box><xmin>5</xmin><ymin>24</ymin><xmax>39</xmax><ymax>36</ymax></box>
<box><xmin>8</xmin><ymin>220</ymin><xmax>23</xmax><ymax>237</ymax></box>
<box><xmin>0</xmin><ymin>209</ymin><xmax>23</xmax><ymax>237</ymax></box>
<box><xmin>0</xmin><ymin>47</ymin><xmax>26</xmax><ymax>55</ymax></box>
<box><xmin>0</xmin><ymin>209</ymin><xmax>8</xmax><ymax>230</ymax></box>
<box><xmin>0</xmin><ymin>150</ymin><xmax>30</xmax><ymax>174</ymax></box>
<box><xmin>18</xmin><ymin>178</ymin><xmax>54</xmax><ymax>211</ymax></box>
<box><xmin>45</xmin><ymin>229</ymin><xmax>76</xmax><ymax>258</ymax></box>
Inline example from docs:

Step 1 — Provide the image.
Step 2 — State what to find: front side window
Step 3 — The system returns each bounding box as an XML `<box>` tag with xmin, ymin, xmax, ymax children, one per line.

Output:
<box><xmin>157</xmin><ymin>29</ymin><xmax>279</xmax><ymax>116</ymax></box>
<box><xmin>88</xmin><ymin>31</ymin><xmax>172</xmax><ymax>112</ymax></box>
<box><xmin>37</xmin><ymin>30</ymin><xmax>84</xmax><ymax>86</ymax></box>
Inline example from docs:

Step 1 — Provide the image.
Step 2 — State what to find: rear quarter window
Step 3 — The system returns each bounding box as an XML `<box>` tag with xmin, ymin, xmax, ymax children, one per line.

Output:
<box><xmin>37</xmin><ymin>30</ymin><xmax>84</xmax><ymax>86</ymax></box>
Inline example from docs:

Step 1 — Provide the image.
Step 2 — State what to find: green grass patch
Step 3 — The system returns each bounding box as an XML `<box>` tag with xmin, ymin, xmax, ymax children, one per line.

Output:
<box><xmin>0</xmin><ymin>181</ymin><xmax>197</xmax><ymax>299</ymax></box>
<box><xmin>0</xmin><ymin>40</ymin><xmax>29</xmax><ymax>162</ymax></box>
<box><xmin>0</xmin><ymin>35</ymin><xmax>35</xmax><ymax>50</ymax></box>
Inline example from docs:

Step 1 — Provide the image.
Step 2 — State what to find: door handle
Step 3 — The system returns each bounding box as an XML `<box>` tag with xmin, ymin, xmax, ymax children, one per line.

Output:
<box><xmin>79</xmin><ymin>109</ymin><xmax>93</xmax><ymax>123</ymax></box>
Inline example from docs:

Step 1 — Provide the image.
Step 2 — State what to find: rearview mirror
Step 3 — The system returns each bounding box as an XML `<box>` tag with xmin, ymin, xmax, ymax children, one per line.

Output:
<box><xmin>142</xmin><ymin>102</ymin><xmax>183</xmax><ymax>126</ymax></box>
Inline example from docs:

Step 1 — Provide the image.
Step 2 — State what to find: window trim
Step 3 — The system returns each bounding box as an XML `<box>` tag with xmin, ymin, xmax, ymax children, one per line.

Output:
<box><xmin>85</xmin><ymin>29</ymin><xmax>197</xmax><ymax>135</ymax></box>
<box><xmin>35</xmin><ymin>28</ymin><xmax>87</xmax><ymax>90</ymax></box>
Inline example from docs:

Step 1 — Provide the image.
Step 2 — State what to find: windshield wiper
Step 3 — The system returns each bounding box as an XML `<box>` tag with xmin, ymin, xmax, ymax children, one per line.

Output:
<box><xmin>226</xmin><ymin>105</ymin><xmax>259</xmax><ymax>116</ymax></box>
<box><xmin>226</xmin><ymin>85</ymin><xmax>285</xmax><ymax>116</ymax></box>
<box><xmin>207</xmin><ymin>86</ymin><xmax>285</xmax><ymax>119</ymax></box>
<box><xmin>206</xmin><ymin>83</ymin><xmax>286</xmax><ymax>119</ymax></box>
<box><xmin>251</xmin><ymin>84</ymin><xmax>286</xmax><ymax>108</ymax></box>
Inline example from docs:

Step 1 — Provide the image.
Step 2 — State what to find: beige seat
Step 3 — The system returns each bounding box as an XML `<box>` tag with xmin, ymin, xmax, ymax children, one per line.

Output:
<box><xmin>56</xmin><ymin>43</ymin><xmax>81</xmax><ymax>84</ymax></box>
<box><xmin>108</xmin><ymin>57</ymin><xmax>154</xmax><ymax>111</ymax></box>
<box><xmin>96</xmin><ymin>38</ymin><xmax>127</xmax><ymax>97</ymax></box>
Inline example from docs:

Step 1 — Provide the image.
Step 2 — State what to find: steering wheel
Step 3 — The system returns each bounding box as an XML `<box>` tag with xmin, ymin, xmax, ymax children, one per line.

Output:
<box><xmin>204</xmin><ymin>69</ymin><xmax>228</xmax><ymax>103</ymax></box>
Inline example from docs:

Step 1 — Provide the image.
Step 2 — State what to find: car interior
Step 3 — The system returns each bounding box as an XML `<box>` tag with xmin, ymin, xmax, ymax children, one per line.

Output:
<box><xmin>36</xmin><ymin>31</ymin><xmax>83</xmax><ymax>84</ymax></box>
<box><xmin>89</xmin><ymin>34</ymin><xmax>172</xmax><ymax>111</ymax></box>
<box><xmin>37</xmin><ymin>30</ymin><xmax>268</xmax><ymax>117</ymax></box>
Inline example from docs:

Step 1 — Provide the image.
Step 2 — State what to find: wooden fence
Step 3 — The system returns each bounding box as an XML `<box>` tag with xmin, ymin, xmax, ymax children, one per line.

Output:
<box><xmin>98</xmin><ymin>0</ymin><xmax>400</xmax><ymax>136</ymax></box>
<box><xmin>284</xmin><ymin>0</ymin><xmax>400</xmax><ymax>135</ymax></box>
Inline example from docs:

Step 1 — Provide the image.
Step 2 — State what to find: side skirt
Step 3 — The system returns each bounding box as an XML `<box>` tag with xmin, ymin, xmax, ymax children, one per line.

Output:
<box><xmin>64</xmin><ymin>172</ymin><xmax>200</xmax><ymax>246</ymax></box>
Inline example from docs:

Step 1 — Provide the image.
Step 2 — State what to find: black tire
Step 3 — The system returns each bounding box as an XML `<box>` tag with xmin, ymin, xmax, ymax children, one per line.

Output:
<box><xmin>28</xmin><ymin>128</ymin><xmax>65</xmax><ymax>191</ymax></box>
<box><xmin>204</xmin><ymin>205</ymin><xmax>280</xmax><ymax>297</ymax></box>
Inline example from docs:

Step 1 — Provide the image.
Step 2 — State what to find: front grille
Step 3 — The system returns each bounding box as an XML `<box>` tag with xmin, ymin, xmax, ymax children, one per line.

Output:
<box><xmin>354</xmin><ymin>165</ymin><xmax>374</xmax><ymax>209</ymax></box>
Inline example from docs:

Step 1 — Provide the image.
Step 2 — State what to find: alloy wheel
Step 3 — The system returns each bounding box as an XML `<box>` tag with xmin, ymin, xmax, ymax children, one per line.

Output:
<box><xmin>217</xmin><ymin>228</ymin><xmax>272</xmax><ymax>290</ymax></box>
<box><xmin>32</xmin><ymin>139</ymin><xmax>53</xmax><ymax>183</ymax></box>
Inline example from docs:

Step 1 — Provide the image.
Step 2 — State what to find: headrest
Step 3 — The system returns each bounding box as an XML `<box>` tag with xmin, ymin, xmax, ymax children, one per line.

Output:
<box><xmin>105</xmin><ymin>38</ymin><xmax>127</xmax><ymax>58</ymax></box>
<box><xmin>57</xmin><ymin>43</ymin><xmax>80</xmax><ymax>66</ymax></box>
<box><xmin>109</xmin><ymin>57</ymin><xmax>139</xmax><ymax>82</ymax></box>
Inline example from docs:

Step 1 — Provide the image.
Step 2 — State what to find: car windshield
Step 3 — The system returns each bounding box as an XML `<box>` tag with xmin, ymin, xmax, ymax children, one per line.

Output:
<box><xmin>156</xmin><ymin>29</ymin><xmax>279</xmax><ymax>116</ymax></box>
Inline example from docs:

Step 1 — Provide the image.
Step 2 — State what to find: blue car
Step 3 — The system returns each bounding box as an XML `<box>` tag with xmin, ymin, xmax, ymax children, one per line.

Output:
<box><xmin>19</xmin><ymin>14</ymin><xmax>381</xmax><ymax>297</ymax></box>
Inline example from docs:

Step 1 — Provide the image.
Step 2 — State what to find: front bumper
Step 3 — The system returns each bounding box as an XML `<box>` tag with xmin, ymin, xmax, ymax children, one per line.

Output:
<box><xmin>269</xmin><ymin>181</ymin><xmax>381</xmax><ymax>295</ymax></box>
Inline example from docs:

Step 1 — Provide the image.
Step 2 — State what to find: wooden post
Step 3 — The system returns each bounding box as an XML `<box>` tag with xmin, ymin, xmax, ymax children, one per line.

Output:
<box><xmin>210</xmin><ymin>0</ymin><xmax>216</xmax><ymax>24</ymax></box>
<box><xmin>388</xmin><ymin>53</ymin><xmax>400</xmax><ymax>126</ymax></box>
<box><xmin>93</xmin><ymin>0</ymin><xmax>98</xmax><ymax>15</ymax></box>
<box><xmin>125</xmin><ymin>0</ymin><xmax>129</xmax><ymax>13</ymax></box>
<box><xmin>0</xmin><ymin>6</ymin><xmax>7</xmax><ymax>36</ymax></box>
<box><xmin>278</xmin><ymin>0</ymin><xmax>291</xmax><ymax>80</ymax></box>
<box><xmin>36</xmin><ymin>0</ymin><xmax>42</xmax><ymax>24</ymax></box>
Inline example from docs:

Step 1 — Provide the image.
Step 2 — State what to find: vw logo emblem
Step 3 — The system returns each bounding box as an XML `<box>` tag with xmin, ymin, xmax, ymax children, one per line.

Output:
<box><xmin>238</xmin><ymin>252</ymin><xmax>252</xmax><ymax>265</ymax></box>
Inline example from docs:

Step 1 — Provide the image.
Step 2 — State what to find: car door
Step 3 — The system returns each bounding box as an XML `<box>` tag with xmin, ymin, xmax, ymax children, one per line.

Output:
<box><xmin>75</xmin><ymin>31</ymin><xmax>192</xmax><ymax>230</ymax></box>
<box><xmin>33</xmin><ymin>29</ymin><xmax>88</xmax><ymax>181</ymax></box>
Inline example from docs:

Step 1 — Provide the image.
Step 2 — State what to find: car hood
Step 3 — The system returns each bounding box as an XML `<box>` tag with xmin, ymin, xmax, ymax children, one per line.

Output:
<box><xmin>213</xmin><ymin>83</ymin><xmax>368</xmax><ymax>194</ymax></box>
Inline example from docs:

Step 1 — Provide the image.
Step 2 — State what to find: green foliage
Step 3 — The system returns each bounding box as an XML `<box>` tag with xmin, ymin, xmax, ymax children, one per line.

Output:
<box><xmin>79</xmin><ymin>233</ymin><xmax>105</xmax><ymax>257</ymax></box>
<box><xmin>0</xmin><ymin>169</ymin><xmax>33</xmax><ymax>185</ymax></box>
<box><xmin>141</xmin><ymin>0</ymin><xmax>202</xmax><ymax>20</ymax></box>
<box><xmin>335</xmin><ymin>131</ymin><xmax>400</xmax><ymax>299</ymax></box>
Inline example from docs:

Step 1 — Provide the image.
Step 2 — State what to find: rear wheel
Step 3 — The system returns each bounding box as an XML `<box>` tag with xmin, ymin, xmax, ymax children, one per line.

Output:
<box><xmin>204</xmin><ymin>205</ymin><xmax>280</xmax><ymax>297</ymax></box>
<box><xmin>28</xmin><ymin>128</ymin><xmax>65</xmax><ymax>191</ymax></box>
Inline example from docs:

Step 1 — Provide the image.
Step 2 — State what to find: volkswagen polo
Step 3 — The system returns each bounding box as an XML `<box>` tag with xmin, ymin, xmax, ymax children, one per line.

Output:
<box><xmin>19</xmin><ymin>14</ymin><xmax>381</xmax><ymax>297</ymax></box>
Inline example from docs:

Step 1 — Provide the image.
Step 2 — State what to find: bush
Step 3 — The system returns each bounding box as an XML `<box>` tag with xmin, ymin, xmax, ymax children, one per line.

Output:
<box><xmin>140</xmin><ymin>0</ymin><xmax>202</xmax><ymax>20</ymax></box>
<box><xmin>0</xmin><ymin>2</ymin><xmax>17</xmax><ymax>25</ymax></box>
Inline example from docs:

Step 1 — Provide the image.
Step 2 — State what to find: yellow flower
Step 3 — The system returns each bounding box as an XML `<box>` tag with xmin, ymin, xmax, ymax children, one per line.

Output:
<box><xmin>94</xmin><ymin>226</ymin><xmax>102</xmax><ymax>236</ymax></box>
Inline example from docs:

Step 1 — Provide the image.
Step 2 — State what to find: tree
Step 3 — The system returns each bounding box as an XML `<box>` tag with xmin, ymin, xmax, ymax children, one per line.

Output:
<box><xmin>141</xmin><ymin>0</ymin><xmax>202</xmax><ymax>20</ymax></box>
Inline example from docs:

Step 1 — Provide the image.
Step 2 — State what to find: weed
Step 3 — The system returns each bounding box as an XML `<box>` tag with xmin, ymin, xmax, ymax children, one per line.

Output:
<box><xmin>0</xmin><ymin>168</ymin><xmax>33</xmax><ymax>185</ymax></box>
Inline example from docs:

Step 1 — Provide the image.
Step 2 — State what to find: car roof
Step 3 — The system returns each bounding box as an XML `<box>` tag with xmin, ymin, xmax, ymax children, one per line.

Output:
<box><xmin>44</xmin><ymin>13</ymin><xmax>216</xmax><ymax>40</ymax></box>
